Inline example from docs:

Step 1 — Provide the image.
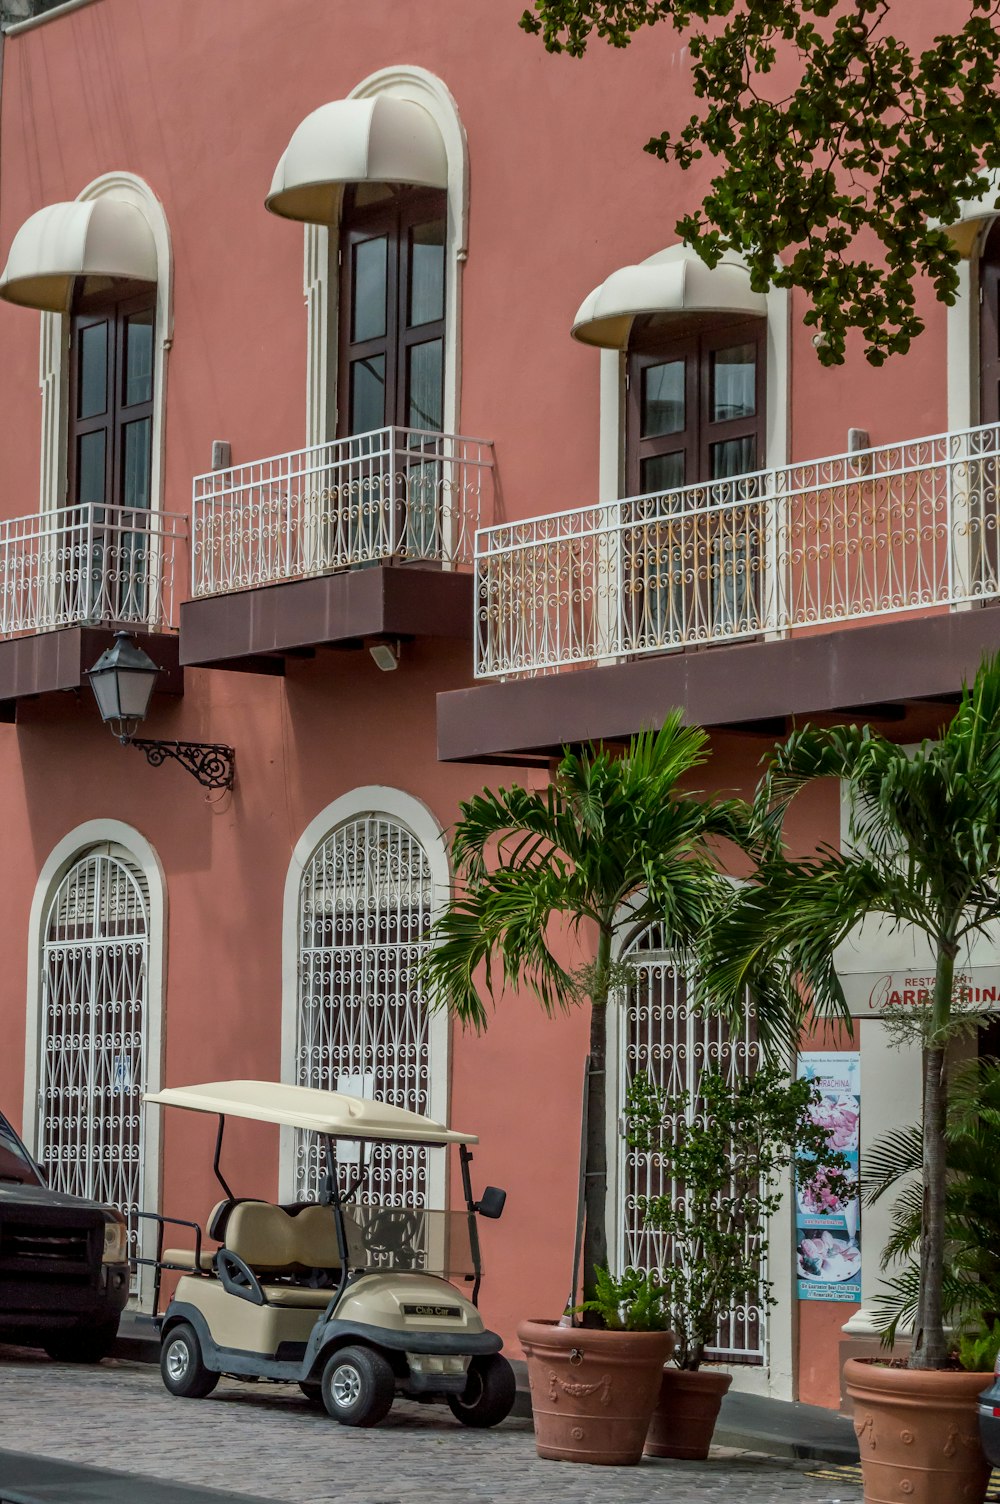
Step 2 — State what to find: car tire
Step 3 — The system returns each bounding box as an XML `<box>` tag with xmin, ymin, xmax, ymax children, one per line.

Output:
<box><xmin>447</xmin><ymin>1354</ymin><xmax>516</xmax><ymax>1428</ymax></box>
<box><xmin>160</xmin><ymin>1322</ymin><xmax>220</xmax><ymax>1399</ymax></box>
<box><xmin>298</xmin><ymin>1380</ymin><xmax>324</xmax><ymax>1405</ymax></box>
<box><xmin>321</xmin><ymin>1345</ymin><xmax>395</xmax><ymax>1427</ymax></box>
<box><xmin>43</xmin><ymin>1319</ymin><xmax>119</xmax><ymax>1365</ymax></box>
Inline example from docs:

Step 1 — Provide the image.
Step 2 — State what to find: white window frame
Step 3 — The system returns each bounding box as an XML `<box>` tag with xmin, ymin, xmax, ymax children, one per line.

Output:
<box><xmin>594</xmin><ymin>251</ymin><xmax>790</xmax><ymax>658</ymax></box>
<box><xmin>279</xmin><ymin>786</ymin><xmax>451</xmax><ymax>1208</ymax></box>
<box><xmin>303</xmin><ymin>66</ymin><xmax>468</xmax><ymax>447</ymax></box>
<box><xmin>22</xmin><ymin>818</ymin><xmax>167</xmax><ymax>1310</ymax></box>
<box><xmin>37</xmin><ymin>170</ymin><xmax>173</xmax><ymax>518</ymax></box>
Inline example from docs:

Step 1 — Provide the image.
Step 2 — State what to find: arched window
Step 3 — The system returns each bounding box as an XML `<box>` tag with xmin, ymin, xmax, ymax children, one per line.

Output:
<box><xmin>293</xmin><ymin>809</ymin><xmax>439</xmax><ymax>1206</ymax></box>
<box><xmin>294</xmin><ymin>67</ymin><xmax>468</xmax><ymax>448</ymax></box>
<box><xmin>613</xmin><ymin>923</ymin><xmax>763</xmax><ymax>1362</ymax></box>
<box><xmin>36</xmin><ymin>843</ymin><xmax>150</xmax><ymax>1287</ymax></box>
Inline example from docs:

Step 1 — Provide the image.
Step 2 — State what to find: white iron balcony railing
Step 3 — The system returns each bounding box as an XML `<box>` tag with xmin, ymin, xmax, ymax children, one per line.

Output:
<box><xmin>0</xmin><ymin>503</ymin><xmax>185</xmax><ymax>640</ymax></box>
<box><xmin>191</xmin><ymin>427</ymin><xmax>496</xmax><ymax>600</ymax></box>
<box><xmin>475</xmin><ymin>422</ymin><xmax>1000</xmax><ymax>679</ymax></box>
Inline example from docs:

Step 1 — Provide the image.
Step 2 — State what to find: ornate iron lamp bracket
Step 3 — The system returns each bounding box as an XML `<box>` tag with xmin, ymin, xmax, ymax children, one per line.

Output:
<box><xmin>129</xmin><ymin>738</ymin><xmax>235</xmax><ymax>790</ymax></box>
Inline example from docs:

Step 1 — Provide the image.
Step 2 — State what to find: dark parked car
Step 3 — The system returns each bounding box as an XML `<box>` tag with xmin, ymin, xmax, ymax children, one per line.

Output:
<box><xmin>0</xmin><ymin>1108</ymin><xmax>129</xmax><ymax>1362</ymax></box>
<box><xmin>978</xmin><ymin>1358</ymin><xmax>1000</xmax><ymax>1466</ymax></box>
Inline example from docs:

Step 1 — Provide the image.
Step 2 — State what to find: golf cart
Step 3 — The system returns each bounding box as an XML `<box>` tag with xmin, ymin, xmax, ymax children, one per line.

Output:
<box><xmin>138</xmin><ymin>1080</ymin><xmax>515</xmax><ymax>1428</ymax></box>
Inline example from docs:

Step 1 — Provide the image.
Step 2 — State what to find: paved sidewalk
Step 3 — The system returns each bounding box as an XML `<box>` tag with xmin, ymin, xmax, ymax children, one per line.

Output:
<box><xmin>0</xmin><ymin>1348</ymin><xmax>861</xmax><ymax>1504</ymax></box>
<box><xmin>116</xmin><ymin>1312</ymin><xmax>862</xmax><ymax>1465</ymax></box>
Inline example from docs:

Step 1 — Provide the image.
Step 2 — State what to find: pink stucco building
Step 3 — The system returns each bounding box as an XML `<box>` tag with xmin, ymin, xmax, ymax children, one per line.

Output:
<box><xmin>0</xmin><ymin>0</ymin><xmax>992</xmax><ymax>1410</ymax></box>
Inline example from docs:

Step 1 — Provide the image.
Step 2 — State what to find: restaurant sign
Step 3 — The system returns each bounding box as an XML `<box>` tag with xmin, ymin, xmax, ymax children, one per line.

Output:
<box><xmin>841</xmin><ymin>968</ymin><xmax>1000</xmax><ymax>1018</ymax></box>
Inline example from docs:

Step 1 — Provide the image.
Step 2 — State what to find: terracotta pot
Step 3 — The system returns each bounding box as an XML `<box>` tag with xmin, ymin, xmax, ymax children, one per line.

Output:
<box><xmin>844</xmin><ymin>1357</ymin><xmax>991</xmax><ymax>1504</ymax></box>
<box><xmin>518</xmin><ymin>1319</ymin><xmax>675</xmax><ymax>1466</ymax></box>
<box><xmin>644</xmin><ymin>1365</ymin><xmax>733</xmax><ymax>1460</ymax></box>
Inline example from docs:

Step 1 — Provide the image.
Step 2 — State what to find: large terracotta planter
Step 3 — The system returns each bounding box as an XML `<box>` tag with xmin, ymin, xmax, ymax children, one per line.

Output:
<box><xmin>518</xmin><ymin>1319</ymin><xmax>675</xmax><ymax>1465</ymax></box>
<box><xmin>844</xmin><ymin>1357</ymin><xmax>991</xmax><ymax>1504</ymax></box>
<box><xmin>644</xmin><ymin>1365</ymin><xmax>733</xmax><ymax>1459</ymax></box>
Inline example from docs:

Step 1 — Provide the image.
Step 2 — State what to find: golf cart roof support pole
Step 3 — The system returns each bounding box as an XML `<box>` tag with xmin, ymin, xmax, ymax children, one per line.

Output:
<box><xmin>213</xmin><ymin>1114</ymin><xmax>235</xmax><ymax>1200</ymax></box>
<box><xmin>460</xmin><ymin>1144</ymin><xmax>483</xmax><ymax>1307</ymax></box>
<box><xmin>321</xmin><ymin>1133</ymin><xmax>350</xmax><ymax>1322</ymax></box>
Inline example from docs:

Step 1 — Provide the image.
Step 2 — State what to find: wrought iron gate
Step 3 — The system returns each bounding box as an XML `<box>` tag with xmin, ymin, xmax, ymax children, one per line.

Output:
<box><xmin>295</xmin><ymin>814</ymin><xmax>435</xmax><ymax>1205</ymax></box>
<box><xmin>37</xmin><ymin>845</ymin><xmax>150</xmax><ymax>1289</ymax></box>
<box><xmin>616</xmin><ymin>924</ymin><xmax>764</xmax><ymax>1362</ymax></box>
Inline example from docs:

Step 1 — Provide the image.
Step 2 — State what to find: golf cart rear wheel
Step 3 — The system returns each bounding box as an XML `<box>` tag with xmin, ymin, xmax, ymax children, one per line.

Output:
<box><xmin>160</xmin><ymin>1323</ymin><xmax>220</xmax><ymax>1400</ymax></box>
<box><xmin>321</xmin><ymin>1345</ymin><xmax>395</xmax><ymax>1427</ymax></box>
<box><xmin>299</xmin><ymin>1380</ymin><xmax>324</xmax><ymax>1406</ymax></box>
<box><xmin>447</xmin><ymin>1354</ymin><xmax>516</xmax><ymax>1428</ymax></box>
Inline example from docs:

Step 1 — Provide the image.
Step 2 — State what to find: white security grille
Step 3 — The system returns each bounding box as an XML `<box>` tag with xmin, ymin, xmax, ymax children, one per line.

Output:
<box><xmin>295</xmin><ymin>815</ymin><xmax>435</xmax><ymax>1205</ymax></box>
<box><xmin>616</xmin><ymin>925</ymin><xmax>764</xmax><ymax>1362</ymax></box>
<box><xmin>37</xmin><ymin>846</ymin><xmax>150</xmax><ymax>1289</ymax></box>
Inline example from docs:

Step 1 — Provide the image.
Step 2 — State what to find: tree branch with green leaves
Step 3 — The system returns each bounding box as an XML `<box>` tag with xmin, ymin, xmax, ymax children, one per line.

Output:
<box><xmin>520</xmin><ymin>0</ymin><xmax>1000</xmax><ymax>365</ymax></box>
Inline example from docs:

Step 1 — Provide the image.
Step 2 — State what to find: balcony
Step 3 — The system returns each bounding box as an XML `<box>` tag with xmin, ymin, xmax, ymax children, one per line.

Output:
<box><xmin>0</xmin><ymin>502</ymin><xmax>185</xmax><ymax>719</ymax></box>
<box><xmin>182</xmin><ymin>427</ymin><xmax>495</xmax><ymax>671</ymax></box>
<box><xmin>438</xmin><ymin>424</ymin><xmax>1000</xmax><ymax>763</ymax></box>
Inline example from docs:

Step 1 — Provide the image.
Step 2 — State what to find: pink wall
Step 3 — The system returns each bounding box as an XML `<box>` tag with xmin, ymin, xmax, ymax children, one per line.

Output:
<box><xmin>0</xmin><ymin>0</ymin><xmax>968</xmax><ymax>1393</ymax></box>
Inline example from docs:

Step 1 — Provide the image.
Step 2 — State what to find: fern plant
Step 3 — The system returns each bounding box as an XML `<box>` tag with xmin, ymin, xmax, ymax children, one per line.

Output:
<box><xmin>957</xmin><ymin>1322</ymin><xmax>1000</xmax><ymax>1374</ymax></box>
<box><xmin>864</xmin><ymin>1057</ymin><xmax>1000</xmax><ymax>1351</ymax></box>
<box><xmin>571</xmin><ymin>1267</ymin><xmax>671</xmax><ymax>1333</ymax></box>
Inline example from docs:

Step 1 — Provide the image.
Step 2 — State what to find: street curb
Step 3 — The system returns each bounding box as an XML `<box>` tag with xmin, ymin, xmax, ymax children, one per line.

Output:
<box><xmin>711</xmin><ymin>1423</ymin><xmax>860</xmax><ymax>1465</ymax></box>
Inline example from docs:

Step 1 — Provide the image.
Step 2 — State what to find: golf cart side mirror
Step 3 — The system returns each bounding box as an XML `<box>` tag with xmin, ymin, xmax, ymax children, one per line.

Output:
<box><xmin>476</xmin><ymin>1186</ymin><xmax>506</xmax><ymax>1220</ymax></box>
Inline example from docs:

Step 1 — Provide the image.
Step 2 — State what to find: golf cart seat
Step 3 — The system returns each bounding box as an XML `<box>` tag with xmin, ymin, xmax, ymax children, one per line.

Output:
<box><xmin>220</xmin><ymin>1201</ymin><xmax>341</xmax><ymax>1300</ymax></box>
<box><xmin>161</xmin><ymin>1246</ymin><xmax>216</xmax><ymax>1271</ymax></box>
<box><xmin>160</xmin><ymin>1200</ymin><xmax>238</xmax><ymax>1272</ymax></box>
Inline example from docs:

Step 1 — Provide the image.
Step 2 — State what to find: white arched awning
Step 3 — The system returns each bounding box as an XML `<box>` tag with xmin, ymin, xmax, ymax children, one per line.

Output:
<box><xmin>571</xmin><ymin>246</ymin><xmax>768</xmax><ymax>349</ymax></box>
<box><xmin>266</xmin><ymin>95</ymin><xmax>448</xmax><ymax>225</ymax></box>
<box><xmin>0</xmin><ymin>198</ymin><xmax>157</xmax><ymax>312</ymax></box>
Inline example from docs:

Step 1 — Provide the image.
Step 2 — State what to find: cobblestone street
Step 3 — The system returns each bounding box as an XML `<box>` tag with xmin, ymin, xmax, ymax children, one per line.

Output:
<box><xmin>0</xmin><ymin>1348</ymin><xmax>861</xmax><ymax>1504</ymax></box>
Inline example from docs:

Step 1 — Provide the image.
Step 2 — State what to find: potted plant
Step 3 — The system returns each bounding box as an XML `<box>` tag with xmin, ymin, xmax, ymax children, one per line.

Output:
<box><xmin>524</xmin><ymin>1268</ymin><xmax>675</xmax><ymax>1465</ymax></box>
<box><xmin>704</xmin><ymin>655</ymin><xmax>1000</xmax><ymax>1504</ymax></box>
<box><xmin>625</xmin><ymin>1061</ymin><xmax>852</xmax><ymax>1459</ymax></box>
<box><xmin>420</xmin><ymin>716</ymin><xmax>754</xmax><ymax>1464</ymax></box>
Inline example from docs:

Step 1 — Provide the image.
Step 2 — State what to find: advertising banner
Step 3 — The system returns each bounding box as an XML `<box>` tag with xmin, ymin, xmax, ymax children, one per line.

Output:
<box><xmin>795</xmin><ymin>1052</ymin><xmax>861</xmax><ymax>1303</ymax></box>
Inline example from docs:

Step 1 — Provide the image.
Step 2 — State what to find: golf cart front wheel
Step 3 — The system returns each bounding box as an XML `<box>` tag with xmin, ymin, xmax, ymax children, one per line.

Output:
<box><xmin>447</xmin><ymin>1354</ymin><xmax>516</xmax><ymax>1428</ymax></box>
<box><xmin>321</xmin><ymin>1345</ymin><xmax>395</xmax><ymax>1427</ymax></box>
<box><xmin>160</xmin><ymin>1323</ymin><xmax>220</xmax><ymax>1400</ymax></box>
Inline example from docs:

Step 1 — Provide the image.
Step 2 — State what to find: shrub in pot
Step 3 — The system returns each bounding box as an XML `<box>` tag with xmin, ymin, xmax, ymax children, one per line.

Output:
<box><xmin>626</xmin><ymin>1062</ymin><xmax>851</xmax><ymax>1460</ymax></box>
<box><xmin>704</xmin><ymin>655</ymin><xmax>1000</xmax><ymax>1503</ymax></box>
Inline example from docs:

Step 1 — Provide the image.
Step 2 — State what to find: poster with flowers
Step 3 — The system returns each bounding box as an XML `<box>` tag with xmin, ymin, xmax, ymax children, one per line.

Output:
<box><xmin>795</xmin><ymin>1053</ymin><xmax>861</xmax><ymax>1302</ymax></box>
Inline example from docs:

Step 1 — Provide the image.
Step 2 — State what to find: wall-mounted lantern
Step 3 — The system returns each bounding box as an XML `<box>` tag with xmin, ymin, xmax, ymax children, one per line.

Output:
<box><xmin>87</xmin><ymin>631</ymin><xmax>235</xmax><ymax>791</ymax></box>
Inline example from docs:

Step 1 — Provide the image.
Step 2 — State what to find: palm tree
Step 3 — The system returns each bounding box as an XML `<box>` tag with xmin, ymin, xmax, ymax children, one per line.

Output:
<box><xmin>420</xmin><ymin>714</ymin><xmax>753</xmax><ymax>1312</ymax></box>
<box><xmin>703</xmin><ymin>654</ymin><xmax>1000</xmax><ymax>1369</ymax></box>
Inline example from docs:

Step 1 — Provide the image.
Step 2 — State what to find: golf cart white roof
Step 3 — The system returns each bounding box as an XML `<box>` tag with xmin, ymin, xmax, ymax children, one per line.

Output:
<box><xmin>144</xmin><ymin>1080</ymin><xmax>478</xmax><ymax>1146</ymax></box>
